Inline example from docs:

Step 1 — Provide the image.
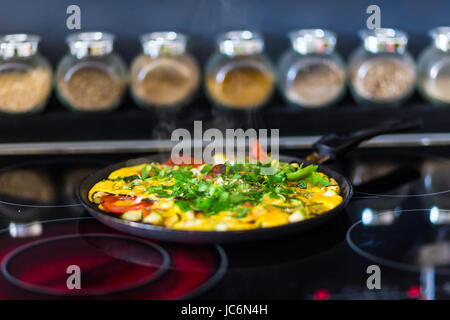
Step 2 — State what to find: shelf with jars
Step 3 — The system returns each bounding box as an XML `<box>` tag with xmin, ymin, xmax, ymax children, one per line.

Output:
<box><xmin>2</xmin><ymin>28</ymin><xmax>450</xmax><ymax>114</ymax></box>
<box><xmin>0</xmin><ymin>28</ymin><xmax>448</xmax><ymax>145</ymax></box>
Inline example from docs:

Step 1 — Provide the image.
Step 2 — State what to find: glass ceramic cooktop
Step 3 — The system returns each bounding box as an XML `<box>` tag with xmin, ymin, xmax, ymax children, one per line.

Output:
<box><xmin>0</xmin><ymin>149</ymin><xmax>448</xmax><ymax>299</ymax></box>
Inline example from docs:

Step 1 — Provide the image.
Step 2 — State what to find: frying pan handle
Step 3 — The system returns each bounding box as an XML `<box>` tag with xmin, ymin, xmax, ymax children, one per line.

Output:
<box><xmin>313</xmin><ymin>117</ymin><xmax>424</xmax><ymax>162</ymax></box>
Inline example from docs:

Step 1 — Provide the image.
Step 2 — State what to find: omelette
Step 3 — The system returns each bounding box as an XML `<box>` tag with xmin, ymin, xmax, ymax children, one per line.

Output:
<box><xmin>88</xmin><ymin>154</ymin><xmax>343</xmax><ymax>231</ymax></box>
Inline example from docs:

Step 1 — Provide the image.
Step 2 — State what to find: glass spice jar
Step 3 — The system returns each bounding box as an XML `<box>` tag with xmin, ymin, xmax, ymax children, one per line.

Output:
<box><xmin>348</xmin><ymin>28</ymin><xmax>416</xmax><ymax>106</ymax></box>
<box><xmin>130</xmin><ymin>32</ymin><xmax>200</xmax><ymax>110</ymax></box>
<box><xmin>418</xmin><ymin>27</ymin><xmax>450</xmax><ymax>106</ymax></box>
<box><xmin>0</xmin><ymin>34</ymin><xmax>52</xmax><ymax>115</ymax></box>
<box><xmin>56</xmin><ymin>32</ymin><xmax>127</xmax><ymax>112</ymax></box>
<box><xmin>278</xmin><ymin>29</ymin><xmax>346</xmax><ymax>108</ymax></box>
<box><xmin>205</xmin><ymin>30</ymin><xmax>275</xmax><ymax>110</ymax></box>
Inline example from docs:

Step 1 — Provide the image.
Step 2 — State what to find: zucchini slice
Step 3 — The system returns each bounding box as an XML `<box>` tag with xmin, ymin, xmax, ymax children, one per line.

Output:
<box><xmin>121</xmin><ymin>210</ymin><xmax>143</xmax><ymax>221</ymax></box>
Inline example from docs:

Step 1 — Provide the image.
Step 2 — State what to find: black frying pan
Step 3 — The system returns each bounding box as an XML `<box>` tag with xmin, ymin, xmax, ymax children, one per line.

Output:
<box><xmin>78</xmin><ymin>155</ymin><xmax>352</xmax><ymax>243</ymax></box>
<box><xmin>78</xmin><ymin>118</ymin><xmax>422</xmax><ymax>244</ymax></box>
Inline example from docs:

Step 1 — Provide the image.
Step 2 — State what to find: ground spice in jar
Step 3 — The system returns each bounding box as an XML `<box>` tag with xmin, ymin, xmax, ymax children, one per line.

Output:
<box><xmin>58</xmin><ymin>67</ymin><xmax>125</xmax><ymax>111</ymax></box>
<box><xmin>421</xmin><ymin>74</ymin><xmax>450</xmax><ymax>103</ymax></box>
<box><xmin>0</xmin><ymin>68</ymin><xmax>52</xmax><ymax>114</ymax></box>
<box><xmin>350</xmin><ymin>58</ymin><xmax>415</xmax><ymax>102</ymax></box>
<box><xmin>206</xmin><ymin>65</ymin><xmax>274</xmax><ymax>109</ymax></box>
<box><xmin>131</xmin><ymin>55</ymin><xmax>199</xmax><ymax>107</ymax></box>
<box><xmin>285</xmin><ymin>62</ymin><xmax>345</xmax><ymax>107</ymax></box>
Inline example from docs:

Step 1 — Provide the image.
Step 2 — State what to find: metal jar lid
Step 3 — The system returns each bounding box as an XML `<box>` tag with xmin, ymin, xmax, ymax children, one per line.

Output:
<box><xmin>66</xmin><ymin>32</ymin><xmax>115</xmax><ymax>59</ymax></box>
<box><xmin>141</xmin><ymin>31</ymin><xmax>187</xmax><ymax>58</ymax></box>
<box><xmin>218</xmin><ymin>30</ymin><xmax>264</xmax><ymax>56</ymax></box>
<box><xmin>360</xmin><ymin>28</ymin><xmax>408</xmax><ymax>54</ymax></box>
<box><xmin>430</xmin><ymin>27</ymin><xmax>450</xmax><ymax>52</ymax></box>
<box><xmin>0</xmin><ymin>34</ymin><xmax>41</xmax><ymax>59</ymax></box>
<box><xmin>289</xmin><ymin>29</ymin><xmax>337</xmax><ymax>55</ymax></box>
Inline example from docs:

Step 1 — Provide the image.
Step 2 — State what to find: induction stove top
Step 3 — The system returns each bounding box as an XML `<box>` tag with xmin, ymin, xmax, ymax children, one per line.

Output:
<box><xmin>0</xmin><ymin>148</ymin><xmax>448</xmax><ymax>300</ymax></box>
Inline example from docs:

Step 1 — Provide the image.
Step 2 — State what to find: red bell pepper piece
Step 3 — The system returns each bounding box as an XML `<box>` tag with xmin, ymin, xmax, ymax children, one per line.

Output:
<box><xmin>101</xmin><ymin>195</ymin><xmax>153</xmax><ymax>214</ymax></box>
<box><xmin>251</xmin><ymin>140</ymin><xmax>269</xmax><ymax>163</ymax></box>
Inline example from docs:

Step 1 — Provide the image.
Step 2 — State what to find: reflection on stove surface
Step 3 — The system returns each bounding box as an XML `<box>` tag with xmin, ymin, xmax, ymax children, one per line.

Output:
<box><xmin>346</xmin><ymin>151</ymin><xmax>449</xmax><ymax>225</ymax></box>
<box><xmin>8</xmin><ymin>221</ymin><xmax>43</xmax><ymax>238</ymax></box>
<box><xmin>0</xmin><ymin>169</ymin><xmax>56</xmax><ymax>205</ymax></box>
<box><xmin>0</xmin><ymin>159</ymin><xmax>108</xmax><ymax>207</ymax></box>
<box><xmin>347</xmin><ymin>208</ymin><xmax>450</xmax><ymax>300</ymax></box>
<box><xmin>0</xmin><ymin>159</ymin><xmax>108</xmax><ymax>228</ymax></box>
<box><xmin>348</xmin><ymin>210</ymin><xmax>450</xmax><ymax>271</ymax></box>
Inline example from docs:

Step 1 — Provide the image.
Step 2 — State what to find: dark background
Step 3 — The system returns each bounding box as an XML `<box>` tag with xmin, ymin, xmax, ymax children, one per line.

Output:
<box><xmin>0</xmin><ymin>0</ymin><xmax>449</xmax><ymax>142</ymax></box>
